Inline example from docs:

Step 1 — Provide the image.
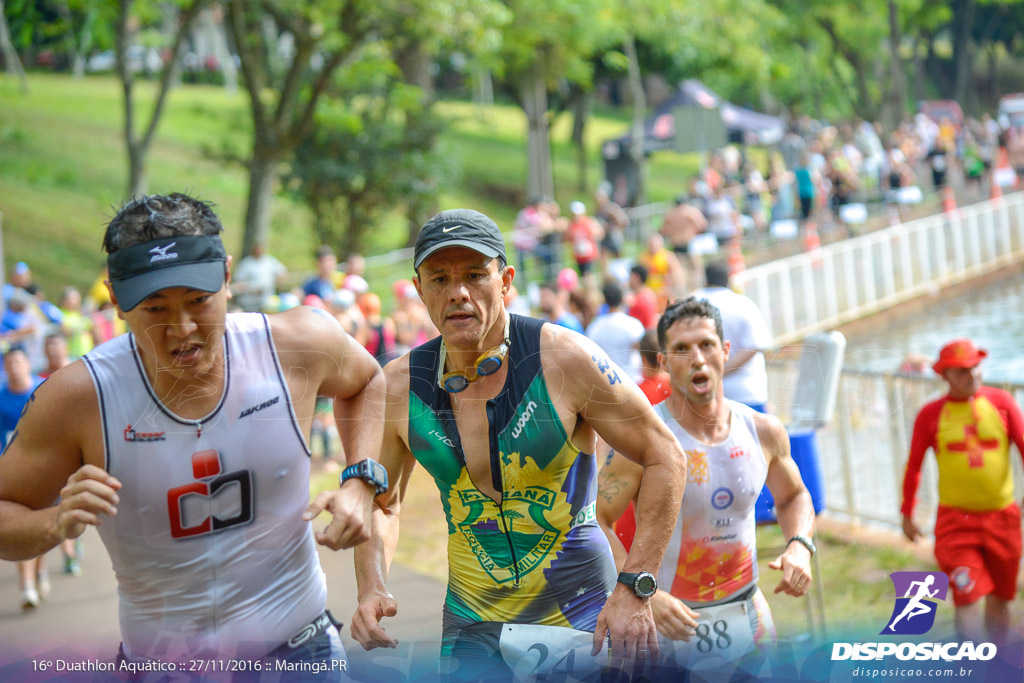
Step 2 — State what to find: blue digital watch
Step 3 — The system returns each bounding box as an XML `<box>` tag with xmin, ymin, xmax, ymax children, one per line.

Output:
<box><xmin>340</xmin><ymin>458</ymin><xmax>389</xmax><ymax>495</ymax></box>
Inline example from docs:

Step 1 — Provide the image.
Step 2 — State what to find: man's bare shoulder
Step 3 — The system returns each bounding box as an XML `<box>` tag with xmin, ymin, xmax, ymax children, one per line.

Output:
<box><xmin>538</xmin><ymin>320</ymin><xmax>593</xmax><ymax>371</ymax></box>
<box><xmin>539</xmin><ymin>322</ymin><xmax>632</xmax><ymax>403</ymax></box>
<box><xmin>267</xmin><ymin>306</ymin><xmax>345</xmax><ymax>352</ymax></box>
<box><xmin>35</xmin><ymin>361</ymin><xmax>99</xmax><ymax>412</ymax></box>
<box><xmin>383</xmin><ymin>352</ymin><xmax>412</xmax><ymax>399</ymax></box>
<box><xmin>752</xmin><ymin>410</ymin><xmax>788</xmax><ymax>459</ymax></box>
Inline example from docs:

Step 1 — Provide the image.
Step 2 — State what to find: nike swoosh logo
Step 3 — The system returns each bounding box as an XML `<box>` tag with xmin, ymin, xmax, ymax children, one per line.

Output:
<box><xmin>442</xmin><ymin>225</ymin><xmax>460</xmax><ymax>233</ymax></box>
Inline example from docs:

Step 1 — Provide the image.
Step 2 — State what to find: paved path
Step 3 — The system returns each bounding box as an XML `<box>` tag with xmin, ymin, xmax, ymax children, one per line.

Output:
<box><xmin>0</xmin><ymin>527</ymin><xmax>447</xmax><ymax>673</ymax></box>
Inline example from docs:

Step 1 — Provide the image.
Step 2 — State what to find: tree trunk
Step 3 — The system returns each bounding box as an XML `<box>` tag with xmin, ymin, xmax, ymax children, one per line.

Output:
<box><xmin>127</xmin><ymin>145</ymin><xmax>147</xmax><ymax>197</ymax></box>
<box><xmin>311</xmin><ymin>202</ymin><xmax>329</xmax><ymax>248</ymax></box>
<box><xmin>924</xmin><ymin>37</ymin><xmax>952</xmax><ymax>98</ymax></box>
<box><xmin>473</xmin><ymin>65</ymin><xmax>493</xmax><ymax>117</ymax></box>
<box><xmin>117</xmin><ymin>0</ymin><xmax>137</xmax><ymax>197</ymax></box>
<box><xmin>118</xmin><ymin>0</ymin><xmax>205</xmax><ymax>198</ymax></box>
<box><xmin>885</xmin><ymin>0</ymin><xmax>906</xmax><ymax>131</ymax></box>
<box><xmin>912</xmin><ymin>37</ymin><xmax>926</xmax><ymax>105</ymax></box>
<box><xmin>571</xmin><ymin>89</ymin><xmax>588</xmax><ymax>193</ymax></box>
<box><xmin>200</xmin><ymin>6</ymin><xmax>237</xmax><ymax>95</ymax></box>
<box><xmin>395</xmin><ymin>39</ymin><xmax>433</xmax><ymax>103</ymax></box>
<box><xmin>624</xmin><ymin>34</ymin><xmax>647</xmax><ymax>206</ymax></box>
<box><xmin>818</xmin><ymin>18</ymin><xmax>880</xmax><ymax>122</ymax></box>
<box><xmin>988</xmin><ymin>45</ymin><xmax>998</xmax><ymax>105</ymax></box>
<box><xmin>0</xmin><ymin>0</ymin><xmax>28</xmax><ymax>93</ymax></box>
<box><xmin>344</xmin><ymin>203</ymin><xmax>362</xmax><ymax>258</ymax></box>
<box><xmin>522</xmin><ymin>67</ymin><xmax>553</xmax><ymax>201</ymax></box>
<box><xmin>58</xmin><ymin>0</ymin><xmax>95</xmax><ymax>80</ymax></box>
<box><xmin>241</xmin><ymin>148</ymin><xmax>280</xmax><ymax>256</ymax></box>
<box><xmin>951</xmin><ymin>0</ymin><xmax>976</xmax><ymax>106</ymax></box>
<box><xmin>395</xmin><ymin>37</ymin><xmax>437</xmax><ymax>245</ymax></box>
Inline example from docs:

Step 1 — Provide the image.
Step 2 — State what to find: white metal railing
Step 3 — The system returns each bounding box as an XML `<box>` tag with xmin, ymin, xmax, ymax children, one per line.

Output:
<box><xmin>767</xmin><ymin>362</ymin><xmax>1024</xmax><ymax>532</ymax></box>
<box><xmin>743</xmin><ymin>193</ymin><xmax>1024</xmax><ymax>347</ymax></box>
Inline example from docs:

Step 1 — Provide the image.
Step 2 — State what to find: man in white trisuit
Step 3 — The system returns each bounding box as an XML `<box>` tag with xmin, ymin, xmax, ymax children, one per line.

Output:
<box><xmin>597</xmin><ymin>297</ymin><xmax>816</xmax><ymax>668</ymax></box>
<box><xmin>0</xmin><ymin>194</ymin><xmax>387</xmax><ymax>677</ymax></box>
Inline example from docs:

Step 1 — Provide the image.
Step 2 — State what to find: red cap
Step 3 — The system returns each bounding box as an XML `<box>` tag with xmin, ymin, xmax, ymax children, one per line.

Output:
<box><xmin>932</xmin><ymin>338</ymin><xmax>987</xmax><ymax>375</ymax></box>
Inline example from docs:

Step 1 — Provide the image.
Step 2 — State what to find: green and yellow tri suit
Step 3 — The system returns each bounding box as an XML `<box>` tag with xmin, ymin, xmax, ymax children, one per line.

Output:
<box><xmin>407</xmin><ymin>315</ymin><xmax>616</xmax><ymax>642</ymax></box>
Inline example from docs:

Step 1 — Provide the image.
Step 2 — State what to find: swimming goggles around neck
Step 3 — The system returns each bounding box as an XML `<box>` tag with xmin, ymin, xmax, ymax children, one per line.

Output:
<box><xmin>437</xmin><ymin>314</ymin><xmax>511</xmax><ymax>393</ymax></box>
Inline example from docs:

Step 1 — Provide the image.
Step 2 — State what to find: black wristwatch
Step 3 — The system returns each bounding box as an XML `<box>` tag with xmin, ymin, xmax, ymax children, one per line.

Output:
<box><xmin>617</xmin><ymin>571</ymin><xmax>658</xmax><ymax>599</ymax></box>
<box><xmin>340</xmin><ymin>458</ymin><xmax>388</xmax><ymax>495</ymax></box>
<box><xmin>787</xmin><ymin>534</ymin><xmax>817</xmax><ymax>557</ymax></box>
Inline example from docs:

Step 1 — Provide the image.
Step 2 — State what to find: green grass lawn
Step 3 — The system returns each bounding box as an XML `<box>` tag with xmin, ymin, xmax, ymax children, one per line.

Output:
<box><xmin>0</xmin><ymin>72</ymin><xmax>699</xmax><ymax>298</ymax></box>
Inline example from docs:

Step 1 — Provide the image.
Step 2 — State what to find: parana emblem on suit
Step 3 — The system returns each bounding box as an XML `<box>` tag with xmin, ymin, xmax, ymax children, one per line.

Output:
<box><xmin>456</xmin><ymin>451</ymin><xmax>561</xmax><ymax>584</ymax></box>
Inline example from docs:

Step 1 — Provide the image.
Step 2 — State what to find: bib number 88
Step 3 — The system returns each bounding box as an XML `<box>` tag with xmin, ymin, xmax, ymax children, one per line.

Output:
<box><xmin>695</xmin><ymin>619</ymin><xmax>731</xmax><ymax>653</ymax></box>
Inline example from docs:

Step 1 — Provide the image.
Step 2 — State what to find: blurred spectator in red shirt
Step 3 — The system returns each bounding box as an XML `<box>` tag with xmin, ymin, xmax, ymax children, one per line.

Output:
<box><xmin>627</xmin><ymin>264</ymin><xmax>659</xmax><ymax>330</ymax></box>
<box><xmin>636</xmin><ymin>330</ymin><xmax>671</xmax><ymax>406</ymax></box>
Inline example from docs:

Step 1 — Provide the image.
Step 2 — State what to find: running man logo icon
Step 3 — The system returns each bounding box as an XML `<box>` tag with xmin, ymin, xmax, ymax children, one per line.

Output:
<box><xmin>882</xmin><ymin>571</ymin><xmax>949</xmax><ymax>635</ymax></box>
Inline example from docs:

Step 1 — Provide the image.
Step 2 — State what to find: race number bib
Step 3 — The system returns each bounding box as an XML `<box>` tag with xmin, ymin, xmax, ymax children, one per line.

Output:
<box><xmin>499</xmin><ymin>624</ymin><xmax>603</xmax><ymax>681</ymax></box>
<box><xmin>662</xmin><ymin>600</ymin><xmax>755</xmax><ymax>666</ymax></box>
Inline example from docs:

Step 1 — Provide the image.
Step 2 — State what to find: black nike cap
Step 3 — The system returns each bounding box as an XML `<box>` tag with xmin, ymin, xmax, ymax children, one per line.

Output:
<box><xmin>414</xmin><ymin>209</ymin><xmax>507</xmax><ymax>270</ymax></box>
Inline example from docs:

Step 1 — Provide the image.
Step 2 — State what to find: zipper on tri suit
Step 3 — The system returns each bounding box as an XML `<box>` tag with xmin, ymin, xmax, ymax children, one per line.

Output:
<box><xmin>487</xmin><ymin>400</ymin><xmax>521</xmax><ymax>588</ymax></box>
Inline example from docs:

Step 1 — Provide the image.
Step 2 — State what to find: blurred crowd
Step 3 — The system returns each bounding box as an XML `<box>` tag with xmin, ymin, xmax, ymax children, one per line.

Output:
<box><xmin>4</xmin><ymin>105</ymin><xmax>1020</xmax><ymax>462</ymax></box>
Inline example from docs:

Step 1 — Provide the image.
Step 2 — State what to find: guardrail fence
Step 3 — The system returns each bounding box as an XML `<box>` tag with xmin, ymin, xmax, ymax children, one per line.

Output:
<box><xmin>745</xmin><ymin>193</ymin><xmax>1024</xmax><ymax>347</ymax></box>
<box><xmin>767</xmin><ymin>361</ymin><xmax>1024</xmax><ymax>533</ymax></box>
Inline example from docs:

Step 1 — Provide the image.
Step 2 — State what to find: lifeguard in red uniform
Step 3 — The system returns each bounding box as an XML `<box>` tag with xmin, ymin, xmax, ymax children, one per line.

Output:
<box><xmin>900</xmin><ymin>338</ymin><xmax>1024</xmax><ymax>643</ymax></box>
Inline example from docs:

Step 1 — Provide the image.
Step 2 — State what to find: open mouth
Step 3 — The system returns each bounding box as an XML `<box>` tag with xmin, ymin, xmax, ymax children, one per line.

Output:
<box><xmin>690</xmin><ymin>371</ymin><xmax>711</xmax><ymax>392</ymax></box>
<box><xmin>171</xmin><ymin>343</ymin><xmax>202</xmax><ymax>365</ymax></box>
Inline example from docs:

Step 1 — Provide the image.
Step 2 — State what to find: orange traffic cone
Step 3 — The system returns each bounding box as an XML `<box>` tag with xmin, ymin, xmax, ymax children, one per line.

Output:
<box><xmin>803</xmin><ymin>221</ymin><xmax>822</xmax><ymax>268</ymax></box>
<box><xmin>942</xmin><ymin>186</ymin><xmax>959</xmax><ymax>219</ymax></box>
<box><xmin>727</xmin><ymin>235</ymin><xmax>746</xmax><ymax>292</ymax></box>
<box><xmin>803</xmin><ymin>221</ymin><xmax>821</xmax><ymax>251</ymax></box>
<box><xmin>990</xmin><ymin>174</ymin><xmax>1003</xmax><ymax>205</ymax></box>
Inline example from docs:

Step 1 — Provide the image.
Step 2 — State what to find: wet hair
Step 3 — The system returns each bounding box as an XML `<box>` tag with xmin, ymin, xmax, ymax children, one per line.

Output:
<box><xmin>103</xmin><ymin>193</ymin><xmax>224</xmax><ymax>254</ymax></box>
<box><xmin>639</xmin><ymin>329</ymin><xmax>661</xmax><ymax>368</ymax></box>
<box><xmin>704</xmin><ymin>261</ymin><xmax>730</xmax><ymax>288</ymax></box>
<box><xmin>657</xmin><ymin>297</ymin><xmax>724</xmax><ymax>350</ymax></box>
<box><xmin>602</xmin><ymin>279</ymin><xmax>623</xmax><ymax>309</ymax></box>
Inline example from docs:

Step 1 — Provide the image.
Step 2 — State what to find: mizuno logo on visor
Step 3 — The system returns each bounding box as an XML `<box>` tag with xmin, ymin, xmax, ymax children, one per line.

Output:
<box><xmin>149</xmin><ymin>242</ymin><xmax>178</xmax><ymax>262</ymax></box>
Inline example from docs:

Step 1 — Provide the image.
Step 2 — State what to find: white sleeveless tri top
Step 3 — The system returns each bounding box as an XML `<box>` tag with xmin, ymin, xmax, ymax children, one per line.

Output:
<box><xmin>82</xmin><ymin>312</ymin><xmax>325</xmax><ymax>660</ymax></box>
<box><xmin>655</xmin><ymin>399</ymin><xmax>767</xmax><ymax>605</ymax></box>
